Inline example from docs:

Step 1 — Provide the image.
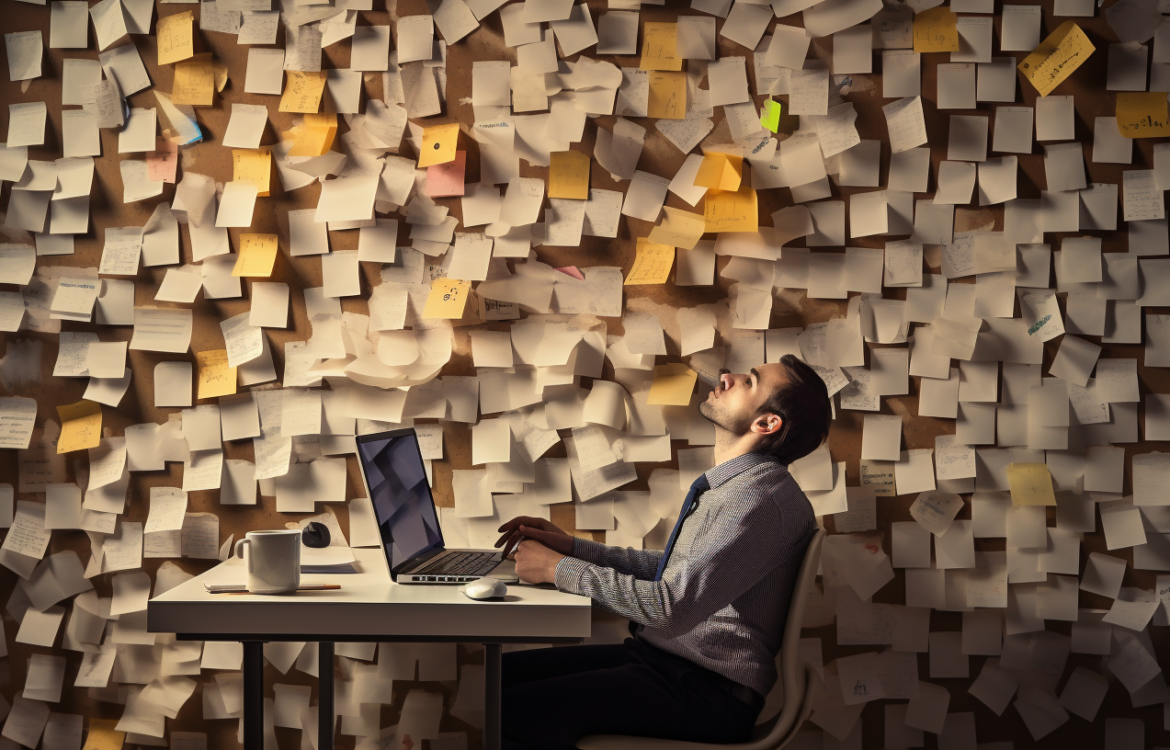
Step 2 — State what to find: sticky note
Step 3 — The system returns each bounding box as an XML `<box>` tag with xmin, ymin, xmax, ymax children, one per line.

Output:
<box><xmin>418</xmin><ymin>123</ymin><xmax>460</xmax><ymax>168</ymax></box>
<box><xmin>640</xmin><ymin>22</ymin><xmax>681</xmax><ymax>71</ymax></box>
<box><xmin>233</xmin><ymin>149</ymin><xmax>271</xmax><ymax>196</ymax></box>
<box><xmin>1116</xmin><ymin>92</ymin><xmax>1170</xmax><ymax>138</ymax></box>
<box><xmin>694</xmin><ymin>153</ymin><xmax>743</xmax><ymax>192</ymax></box>
<box><xmin>647</xmin><ymin>363</ymin><xmax>698</xmax><ymax>405</ymax></box>
<box><xmin>426</xmin><ymin>151</ymin><xmax>467</xmax><ymax>197</ymax></box>
<box><xmin>157</xmin><ymin>11</ymin><xmax>195</xmax><ymax>66</ymax></box>
<box><xmin>422</xmin><ymin>277</ymin><xmax>471</xmax><ymax>319</ymax></box>
<box><xmin>1006</xmin><ymin>463</ymin><xmax>1057</xmax><ymax>506</ymax></box>
<box><xmin>288</xmin><ymin>113</ymin><xmax>337</xmax><ymax>157</ymax></box>
<box><xmin>81</xmin><ymin>719</ymin><xmax>125</xmax><ymax>750</ymax></box>
<box><xmin>912</xmin><ymin>7</ymin><xmax>959</xmax><ymax>53</ymax></box>
<box><xmin>196</xmin><ymin>350</ymin><xmax>237</xmax><ymax>399</ymax></box>
<box><xmin>647</xmin><ymin>72</ymin><xmax>687</xmax><ymax>119</ymax></box>
<box><xmin>647</xmin><ymin>207</ymin><xmax>707</xmax><ymax>250</ymax></box>
<box><xmin>147</xmin><ymin>137</ymin><xmax>179</xmax><ymax>183</ymax></box>
<box><xmin>1019</xmin><ymin>21</ymin><xmax>1095</xmax><ymax>97</ymax></box>
<box><xmin>761</xmin><ymin>99</ymin><xmax>782</xmax><ymax>132</ymax></box>
<box><xmin>704</xmin><ymin>184</ymin><xmax>758</xmax><ymax>233</ymax></box>
<box><xmin>278</xmin><ymin>70</ymin><xmax>327</xmax><ymax>113</ymax></box>
<box><xmin>57</xmin><ymin>400</ymin><xmax>102</xmax><ymax>454</ymax></box>
<box><xmin>172</xmin><ymin>54</ymin><xmax>215</xmax><ymax>106</ymax></box>
<box><xmin>624</xmin><ymin>238</ymin><xmax>674</xmax><ymax>285</ymax></box>
<box><xmin>232</xmin><ymin>234</ymin><xmax>279</xmax><ymax>277</ymax></box>
<box><xmin>548</xmin><ymin>150</ymin><xmax>591</xmax><ymax>200</ymax></box>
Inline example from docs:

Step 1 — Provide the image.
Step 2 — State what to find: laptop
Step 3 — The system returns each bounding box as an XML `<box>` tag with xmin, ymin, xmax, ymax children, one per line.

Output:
<box><xmin>356</xmin><ymin>428</ymin><xmax>508</xmax><ymax>584</ymax></box>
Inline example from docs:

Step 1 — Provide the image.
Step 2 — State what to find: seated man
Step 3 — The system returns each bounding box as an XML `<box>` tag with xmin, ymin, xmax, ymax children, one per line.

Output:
<box><xmin>496</xmin><ymin>354</ymin><xmax>831</xmax><ymax>750</ymax></box>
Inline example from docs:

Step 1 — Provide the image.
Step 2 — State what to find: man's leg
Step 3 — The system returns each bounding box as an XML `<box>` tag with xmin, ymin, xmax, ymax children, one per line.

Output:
<box><xmin>501</xmin><ymin>641</ymin><xmax>631</xmax><ymax>690</ymax></box>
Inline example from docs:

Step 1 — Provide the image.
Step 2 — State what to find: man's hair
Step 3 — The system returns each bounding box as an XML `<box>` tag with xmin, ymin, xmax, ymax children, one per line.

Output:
<box><xmin>756</xmin><ymin>354</ymin><xmax>832</xmax><ymax>465</ymax></box>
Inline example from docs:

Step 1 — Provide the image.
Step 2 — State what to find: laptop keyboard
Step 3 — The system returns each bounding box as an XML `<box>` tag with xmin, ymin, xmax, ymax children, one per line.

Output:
<box><xmin>415</xmin><ymin>552</ymin><xmax>497</xmax><ymax>575</ymax></box>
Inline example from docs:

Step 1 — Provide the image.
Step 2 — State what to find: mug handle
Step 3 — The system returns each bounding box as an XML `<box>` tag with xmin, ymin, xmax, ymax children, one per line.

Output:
<box><xmin>234</xmin><ymin>539</ymin><xmax>250</xmax><ymax>560</ymax></box>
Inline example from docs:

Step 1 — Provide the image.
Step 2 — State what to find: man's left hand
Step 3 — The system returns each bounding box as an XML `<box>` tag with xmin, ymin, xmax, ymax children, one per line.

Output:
<box><xmin>512</xmin><ymin>537</ymin><xmax>567</xmax><ymax>585</ymax></box>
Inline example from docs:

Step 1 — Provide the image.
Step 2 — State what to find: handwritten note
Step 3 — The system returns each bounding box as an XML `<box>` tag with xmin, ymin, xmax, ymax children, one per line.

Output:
<box><xmin>172</xmin><ymin>55</ymin><xmax>214</xmax><ymax>106</ymax></box>
<box><xmin>232</xmin><ymin>234</ymin><xmax>278</xmax><ymax>277</ymax></box>
<box><xmin>647</xmin><ymin>206</ymin><xmax>706</xmax><ymax>250</ymax></box>
<box><xmin>196</xmin><ymin>350</ymin><xmax>237</xmax><ymax>399</ymax></box>
<box><xmin>233</xmin><ymin>149</ymin><xmax>271</xmax><ymax>195</ymax></box>
<box><xmin>647</xmin><ymin>71</ymin><xmax>686</xmax><ymax>119</ymax></box>
<box><xmin>1116</xmin><ymin>92</ymin><xmax>1170</xmax><ymax>138</ymax></box>
<box><xmin>1006</xmin><ymin>462</ymin><xmax>1057</xmax><ymax>506</ymax></box>
<box><xmin>640</xmin><ymin>23</ymin><xmax>681</xmax><ymax>71</ymax></box>
<box><xmin>912</xmin><ymin>7</ymin><xmax>959</xmax><ymax>52</ymax></box>
<box><xmin>1018</xmin><ymin>21</ymin><xmax>1094</xmax><ymax>97</ymax></box>
<box><xmin>549</xmin><ymin>150</ymin><xmax>590</xmax><ymax>200</ymax></box>
<box><xmin>624</xmin><ymin>238</ymin><xmax>674</xmax><ymax>285</ymax></box>
<box><xmin>278</xmin><ymin>70</ymin><xmax>327</xmax><ymax>113</ymax></box>
<box><xmin>157</xmin><ymin>11</ymin><xmax>194</xmax><ymax>66</ymax></box>
<box><xmin>57</xmin><ymin>400</ymin><xmax>102</xmax><ymax>454</ymax></box>
<box><xmin>704</xmin><ymin>184</ymin><xmax>758</xmax><ymax>233</ymax></box>
<box><xmin>422</xmin><ymin>277</ymin><xmax>470</xmax><ymax>319</ymax></box>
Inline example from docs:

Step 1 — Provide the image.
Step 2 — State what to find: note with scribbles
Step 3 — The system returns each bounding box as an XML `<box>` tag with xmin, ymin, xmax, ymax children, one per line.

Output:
<box><xmin>278</xmin><ymin>70</ymin><xmax>326</xmax><ymax>113</ymax></box>
<box><xmin>157</xmin><ymin>11</ymin><xmax>194</xmax><ymax>66</ymax></box>
<box><xmin>1116</xmin><ymin>92</ymin><xmax>1170</xmax><ymax>138</ymax></box>
<box><xmin>640</xmin><ymin>23</ymin><xmax>681</xmax><ymax>71</ymax></box>
<box><xmin>1018</xmin><ymin>21</ymin><xmax>1094</xmax><ymax>97</ymax></box>
<box><xmin>57</xmin><ymin>400</ymin><xmax>101</xmax><ymax>454</ymax></box>
<box><xmin>422</xmin><ymin>277</ymin><xmax>471</xmax><ymax>318</ymax></box>
<box><xmin>912</xmin><ymin>7</ymin><xmax>959</xmax><ymax>53</ymax></box>
<box><xmin>196</xmin><ymin>350</ymin><xmax>237</xmax><ymax>399</ymax></box>
<box><xmin>624</xmin><ymin>238</ymin><xmax>674</xmax><ymax>285</ymax></box>
<box><xmin>647</xmin><ymin>72</ymin><xmax>686</xmax><ymax>119</ymax></box>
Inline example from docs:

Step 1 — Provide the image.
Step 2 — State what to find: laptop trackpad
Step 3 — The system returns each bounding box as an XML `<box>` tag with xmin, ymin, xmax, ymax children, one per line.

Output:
<box><xmin>487</xmin><ymin>559</ymin><xmax>520</xmax><ymax>582</ymax></box>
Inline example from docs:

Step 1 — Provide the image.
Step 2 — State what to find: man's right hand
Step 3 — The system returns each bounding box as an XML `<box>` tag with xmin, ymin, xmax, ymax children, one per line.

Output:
<box><xmin>496</xmin><ymin>516</ymin><xmax>575</xmax><ymax>559</ymax></box>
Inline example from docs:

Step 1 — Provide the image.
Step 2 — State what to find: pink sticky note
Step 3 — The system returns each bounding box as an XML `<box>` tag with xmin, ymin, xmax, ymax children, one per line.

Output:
<box><xmin>556</xmin><ymin>266</ymin><xmax>585</xmax><ymax>280</ymax></box>
<box><xmin>426</xmin><ymin>151</ymin><xmax>466</xmax><ymax>197</ymax></box>
<box><xmin>147</xmin><ymin>138</ymin><xmax>179</xmax><ymax>183</ymax></box>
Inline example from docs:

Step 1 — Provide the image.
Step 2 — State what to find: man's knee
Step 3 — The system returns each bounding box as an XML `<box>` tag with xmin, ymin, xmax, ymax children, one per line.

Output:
<box><xmin>502</xmin><ymin>684</ymin><xmax>572</xmax><ymax>746</ymax></box>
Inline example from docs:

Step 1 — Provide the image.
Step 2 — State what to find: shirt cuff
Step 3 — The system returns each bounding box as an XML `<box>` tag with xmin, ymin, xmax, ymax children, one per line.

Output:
<box><xmin>554</xmin><ymin>556</ymin><xmax>591</xmax><ymax>595</ymax></box>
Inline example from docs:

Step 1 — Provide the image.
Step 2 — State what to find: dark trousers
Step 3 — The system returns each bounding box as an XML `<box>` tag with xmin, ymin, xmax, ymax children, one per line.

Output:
<box><xmin>501</xmin><ymin>636</ymin><xmax>761</xmax><ymax>750</ymax></box>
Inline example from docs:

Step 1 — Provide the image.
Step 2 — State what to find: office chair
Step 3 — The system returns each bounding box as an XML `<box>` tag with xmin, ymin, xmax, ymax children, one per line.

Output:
<box><xmin>576</xmin><ymin>529</ymin><xmax>826</xmax><ymax>750</ymax></box>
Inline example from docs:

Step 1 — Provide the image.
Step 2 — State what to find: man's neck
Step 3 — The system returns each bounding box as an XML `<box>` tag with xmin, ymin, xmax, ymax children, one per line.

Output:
<box><xmin>712</xmin><ymin>429</ymin><xmax>762</xmax><ymax>466</ymax></box>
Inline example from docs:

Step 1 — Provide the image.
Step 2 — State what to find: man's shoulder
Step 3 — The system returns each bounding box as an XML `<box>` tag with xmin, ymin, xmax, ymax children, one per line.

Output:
<box><xmin>733</xmin><ymin>461</ymin><xmax>811</xmax><ymax>508</ymax></box>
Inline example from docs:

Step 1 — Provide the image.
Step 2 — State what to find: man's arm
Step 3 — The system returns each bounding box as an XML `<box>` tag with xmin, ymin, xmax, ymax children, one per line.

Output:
<box><xmin>570</xmin><ymin>536</ymin><xmax>663</xmax><ymax>580</ymax></box>
<box><xmin>554</xmin><ymin>498</ymin><xmax>792</xmax><ymax>639</ymax></box>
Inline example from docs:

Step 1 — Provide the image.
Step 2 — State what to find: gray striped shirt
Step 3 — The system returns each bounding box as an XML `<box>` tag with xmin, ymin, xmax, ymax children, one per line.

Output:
<box><xmin>554</xmin><ymin>452</ymin><xmax>817</xmax><ymax>697</ymax></box>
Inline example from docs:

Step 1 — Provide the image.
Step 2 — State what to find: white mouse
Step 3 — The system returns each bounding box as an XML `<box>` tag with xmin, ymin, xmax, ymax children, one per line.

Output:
<box><xmin>462</xmin><ymin>578</ymin><xmax>508</xmax><ymax>600</ymax></box>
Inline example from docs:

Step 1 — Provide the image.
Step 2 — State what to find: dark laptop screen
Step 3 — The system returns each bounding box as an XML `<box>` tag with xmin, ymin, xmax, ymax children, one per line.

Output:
<box><xmin>357</xmin><ymin>430</ymin><xmax>443</xmax><ymax>571</ymax></box>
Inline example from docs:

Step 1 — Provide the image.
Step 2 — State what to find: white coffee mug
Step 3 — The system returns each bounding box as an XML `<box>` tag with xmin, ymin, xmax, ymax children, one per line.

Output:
<box><xmin>234</xmin><ymin>530</ymin><xmax>302</xmax><ymax>594</ymax></box>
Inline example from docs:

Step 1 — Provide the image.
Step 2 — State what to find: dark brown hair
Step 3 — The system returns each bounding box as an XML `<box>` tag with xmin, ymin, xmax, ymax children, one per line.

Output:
<box><xmin>756</xmin><ymin>354</ymin><xmax>832</xmax><ymax>465</ymax></box>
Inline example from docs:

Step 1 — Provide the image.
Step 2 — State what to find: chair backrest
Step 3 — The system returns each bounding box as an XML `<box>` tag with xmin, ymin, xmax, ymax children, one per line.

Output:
<box><xmin>747</xmin><ymin>528</ymin><xmax>824</xmax><ymax>750</ymax></box>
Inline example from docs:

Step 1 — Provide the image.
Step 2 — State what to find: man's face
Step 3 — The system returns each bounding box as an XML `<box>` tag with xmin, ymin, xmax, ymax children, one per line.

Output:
<box><xmin>698</xmin><ymin>363</ymin><xmax>787</xmax><ymax>436</ymax></box>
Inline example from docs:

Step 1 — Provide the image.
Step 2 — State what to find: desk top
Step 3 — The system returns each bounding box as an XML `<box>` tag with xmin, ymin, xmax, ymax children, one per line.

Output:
<box><xmin>148</xmin><ymin>549</ymin><xmax>593</xmax><ymax>642</ymax></box>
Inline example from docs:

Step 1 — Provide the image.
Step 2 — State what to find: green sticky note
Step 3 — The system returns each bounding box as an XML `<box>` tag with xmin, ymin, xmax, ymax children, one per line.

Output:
<box><xmin>760</xmin><ymin>99</ymin><xmax>781</xmax><ymax>132</ymax></box>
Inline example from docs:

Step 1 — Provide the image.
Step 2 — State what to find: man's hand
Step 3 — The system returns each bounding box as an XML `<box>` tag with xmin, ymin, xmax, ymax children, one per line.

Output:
<box><xmin>513</xmin><ymin>532</ymin><xmax>568</xmax><ymax>585</ymax></box>
<box><xmin>496</xmin><ymin>516</ymin><xmax>574</xmax><ymax>558</ymax></box>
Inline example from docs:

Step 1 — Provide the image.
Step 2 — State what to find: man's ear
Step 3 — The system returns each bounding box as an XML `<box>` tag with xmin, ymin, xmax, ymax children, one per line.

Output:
<box><xmin>755</xmin><ymin>414</ymin><xmax>782</xmax><ymax>435</ymax></box>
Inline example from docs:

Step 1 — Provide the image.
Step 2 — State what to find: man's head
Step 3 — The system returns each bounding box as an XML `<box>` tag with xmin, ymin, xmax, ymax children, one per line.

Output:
<box><xmin>697</xmin><ymin>354</ymin><xmax>832</xmax><ymax>465</ymax></box>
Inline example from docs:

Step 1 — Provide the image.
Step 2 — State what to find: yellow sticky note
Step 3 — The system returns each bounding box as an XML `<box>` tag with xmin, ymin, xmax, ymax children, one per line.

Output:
<box><xmin>549</xmin><ymin>151</ymin><xmax>591</xmax><ymax>200</ymax></box>
<box><xmin>647</xmin><ymin>364</ymin><xmax>699</xmax><ymax>406</ymax></box>
<box><xmin>157</xmin><ymin>11</ymin><xmax>194</xmax><ymax>66</ymax></box>
<box><xmin>232</xmin><ymin>234</ymin><xmax>279</xmax><ymax>277</ymax></box>
<box><xmin>1116</xmin><ymin>92</ymin><xmax>1170</xmax><ymax>138</ymax></box>
<box><xmin>694</xmin><ymin>153</ymin><xmax>743</xmax><ymax>192</ymax></box>
<box><xmin>232</xmin><ymin>149</ymin><xmax>271</xmax><ymax>196</ymax></box>
<box><xmin>1019</xmin><ymin>21</ymin><xmax>1095</xmax><ymax>97</ymax></box>
<box><xmin>171</xmin><ymin>54</ymin><xmax>215</xmax><ymax>106</ymax></box>
<box><xmin>640</xmin><ymin>22</ymin><xmax>681</xmax><ymax>71</ymax></box>
<box><xmin>647</xmin><ymin>207</ymin><xmax>707</xmax><ymax>250</ymax></box>
<box><xmin>289</xmin><ymin>113</ymin><xmax>338</xmax><ymax>157</ymax></box>
<box><xmin>278</xmin><ymin>70</ymin><xmax>327</xmax><ymax>113</ymax></box>
<box><xmin>912</xmin><ymin>7</ymin><xmax>959</xmax><ymax>53</ymax></box>
<box><xmin>82</xmin><ymin>719</ymin><xmax>126</xmax><ymax>750</ymax></box>
<box><xmin>196</xmin><ymin>350</ymin><xmax>237</xmax><ymax>400</ymax></box>
<box><xmin>1006</xmin><ymin>463</ymin><xmax>1057</xmax><ymax>506</ymax></box>
<box><xmin>624</xmin><ymin>238</ymin><xmax>674</xmax><ymax>285</ymax></box>
<box><xmin>422</xmin><ymin>277</ymin><xmax>471</xmax><ymax>319</ymax></box>
<box><xmin>57</xmin><ymin>400</ymin><xmax>102</xmax><ymax>454</ymax></box>
<box><xmin>418</xmin><ymin>123</ymin><xmax>461</xmax><ymax>168</ymax></box>
<box><xmin>704</xmin><ymin>184</ymin><xmax>758</xmax><ymax>233</ymax></box>
<box><xmin>761</xmin><ymin>99</ymin><xmax>782</xmax><ymax>132</ymax></box>
<box><xmin>647</xmin><ymin>72</ymin><xmax>687</xmax><ymax>119</ymax></box>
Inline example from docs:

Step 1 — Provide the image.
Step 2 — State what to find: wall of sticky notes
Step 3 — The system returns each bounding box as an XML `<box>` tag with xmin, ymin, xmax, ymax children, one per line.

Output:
<box><xmin>3</xmin><ymin>0</ymin><xmax>1170</xmax><ymax>747</ymax></box>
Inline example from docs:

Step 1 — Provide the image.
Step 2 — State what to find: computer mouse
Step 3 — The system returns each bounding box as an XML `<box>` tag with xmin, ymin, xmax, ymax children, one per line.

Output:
<box><xmin>462</xmin><ymin>578</ymin><xmax>508</xmax><ymax>600</ymax></box>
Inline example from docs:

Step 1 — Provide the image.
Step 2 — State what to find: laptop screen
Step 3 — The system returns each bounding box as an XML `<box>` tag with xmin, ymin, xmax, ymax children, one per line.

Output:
<box><xmin>356</xmin><ymin>429</ymin><xmax>444</xmax><ymax>572</ymax></box>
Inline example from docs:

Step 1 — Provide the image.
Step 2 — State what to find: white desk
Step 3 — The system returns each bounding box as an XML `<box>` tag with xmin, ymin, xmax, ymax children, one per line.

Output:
<box><xmin>148</xmin><ymin>548</ymin><xmax>592</xmax><ymax>750</ymax></box>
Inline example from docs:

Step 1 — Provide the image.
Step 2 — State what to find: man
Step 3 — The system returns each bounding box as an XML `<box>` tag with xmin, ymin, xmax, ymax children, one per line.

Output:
<box><xmin>495</xmin><ymin>354</ymin><xmax>831</xmax><ymax>750</ymax></box>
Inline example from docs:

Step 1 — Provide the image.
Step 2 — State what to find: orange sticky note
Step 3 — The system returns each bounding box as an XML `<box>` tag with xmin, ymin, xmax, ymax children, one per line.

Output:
<box><xmin>289</xmin><ymin>113</ymin><xmax>337</xmax><ymax>157</ymax></box>
<box><xmin>422</xmin><ymin>277</ymin><xmax>471</xmax><ymax>319</ymax></box>
<box><xmin>624</xmin><ymin>238</ymin><xmax>674</xmax><ymax>285</ymax></box>
<box><xmin>1116</xmin><ymin>92</ymin><xmax>1170</xmax><ymax>138</ymax></box>
<box><xmin>82</xmin><ymin>719</ymin><xmax>125</xmax><ymax>750</ymax></box>
<box><xmin>196</xmin><ymin>350</ymin><xmax>237</xmax><ymax>400</ymax></box>
<box><xmin>279</xmin><ymin>70</ymin><xmax>327</xmax><ymax>113</ymax></box>
<box><xmin>647</xmin><ymin>363</ymin><xmax>698</xmax><ymax>405</ymax></box>
<box><xmin>647</xmin><ymin>71</ymin><xmax>687</xmax><ymax>119</ymax></box>
<box><xmin>1006</xmin><ymin>463</ymin><xmax>1057</xmax><ymax>506</ymax></box>
<box><xmin>147</xmin><ymin>137</ymin><xmax>179</xmax><ymax>183</ymax></box>
<box><xmin>233</xmin><ymin>149</ymin><xmax>271</xmax><ymax>196</ymax></box>
<box><xmin>232</xmin><ymin>234</ymin><xmax>279</xmax><ymax>277</ymax></box>
<box><xmin>641</xmin><ymin>22</ymin><xmax>681</xmax><ymax>71</ymax></box>
<box><xmin>426</xmin><ymin>151</ymin><xmax>467</xmax><ymax>197</ymax></box>
<box><xmin>1019</xmin><ymin>20</ymin><xmax>1095</xmax><ymax>97</ymax></box>
<box><xmin>694</xmin><ymin>153</ymin><xmax>743</xmax><ymax>192</ymax></box>
<box><xmin>157</xmin><ymin>11</ymin><xmax>194</xmax><ymax>66</ymax></box>
<box><xmin>419</xmin><ymin>123</ymin><xmax>460</xmax><ymax>168</ymax></box>
<box><xmin>548</xmin><ymin>150</ymin><xmax>591</xmax><ymax>200</ymax></box>
<box><xmin>57</xmin><ymin>400</ymin><xmax>102</xmax><ymax>454</ymax></box>
<box><xmin>704</xmin><ymin>183</ymin><xmax>758</xmax><ymax>233</ymax></box>
<box><xmin>912</xmin><ymin>7</ymin><xmax>959</xmax><ymax>53</ymax></box>
<box><xmin>171</xmin><ymin>54</ymin><xmax>215</xmax><ymax>106</ymax></box>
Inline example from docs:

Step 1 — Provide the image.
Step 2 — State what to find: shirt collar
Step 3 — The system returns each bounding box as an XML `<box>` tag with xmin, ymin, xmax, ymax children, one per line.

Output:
<box><xmin>703</xmin><ymin>452</ymin><xmax>782</xmax><ymax>490</ymax></box>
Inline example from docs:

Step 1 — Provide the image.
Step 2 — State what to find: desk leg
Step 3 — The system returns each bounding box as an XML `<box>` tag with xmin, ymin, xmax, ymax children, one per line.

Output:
<box><xmin>484</xmin><ymin>643</ymin><xmax>502</xmax><ymax>750</ymax></box>
<box><xmin>319</xmin><ymin>641</ymin><xmax>334</xmax><ymax>750</ymax></box>
<box><xmin>243</xmin><ymin>641</ymin><xmax>265</xmax><ymax>750</ymax></box>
